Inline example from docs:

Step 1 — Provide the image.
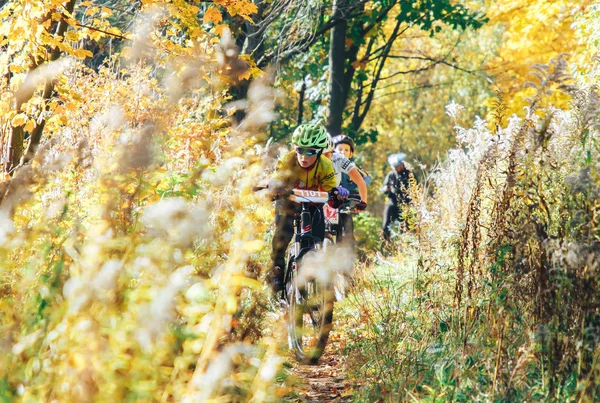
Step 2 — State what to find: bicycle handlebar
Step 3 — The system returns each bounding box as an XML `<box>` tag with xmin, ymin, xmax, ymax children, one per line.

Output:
<box><xmin>336</xmin><ymin>197</ymin><xmax>363</xmax><ymax>213</ymax></box>
<box><xmin>253</xmin><ymin>186</ymin><xmax>365</xmax><ymax>211</ymax></box>
<box><xmin>252</xmin><ymin>185</ymin><xmax>293</xmax><ymax>201</ymax></box>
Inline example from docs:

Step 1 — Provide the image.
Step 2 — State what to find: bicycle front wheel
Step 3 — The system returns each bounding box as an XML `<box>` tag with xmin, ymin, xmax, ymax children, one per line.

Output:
<box><xmin>286</xmin><ymin>257</ymin><xmax>334</xmax><ymax>364</ymax></box>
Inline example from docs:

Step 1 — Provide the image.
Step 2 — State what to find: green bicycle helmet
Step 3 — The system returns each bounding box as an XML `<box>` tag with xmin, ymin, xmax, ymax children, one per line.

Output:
<box><xmin>292</xmin><ymin>123</ymin><xmax>329</xmax><ymax>149</ymax></box>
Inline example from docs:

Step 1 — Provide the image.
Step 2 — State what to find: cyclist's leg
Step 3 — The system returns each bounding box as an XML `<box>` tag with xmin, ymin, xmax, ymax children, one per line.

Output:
<box><xmin>271</xmin><ymin>201</ymin><xmax>295</xmax><ymax>291</ymax></box>
<box><xmin>340</xmin><ymin>213</ymin><xmax>355</xmax><ymax>251</ymax></box>
<box><xmin>336</xmin><ymin>213</ymin><xmax>355</xmax><ymax>292</ymax></box>
<box><xmin>335</xmin><ymin>218</ymin><xmax>343</xmax><ymax>244</ymax></box>
<box><xmin>382</xmin><ymin>203</ymin><xmax>396</xmax><ymax>242</ymax></box>
<box><xmin>337</xmin><ymin>214</ymin><xmax>345</xmax><ymax>244</ymax></box>
<box><xmin>390</xmin><ymin>204</ymin><xmax>400</xmax><ymax>234</ymax></box>
<box><xmin>334</xmin><ymin>219</ymin><xmax>343</xmax><ymax>244</ymax></box>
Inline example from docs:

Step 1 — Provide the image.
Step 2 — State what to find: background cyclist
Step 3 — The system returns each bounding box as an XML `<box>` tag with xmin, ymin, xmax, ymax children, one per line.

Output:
<box><xmin>331</xmin><ymin>135</ymin><xmax>371</xmax><ymax>250</ymax></box>
<box><xmin>381</xmin><ymin>153</ymin><xmax>414</xmax><ymax>244</ymax></box>
<box><xmin>322</xmin><ymin>135</ymin><xmax>367</xmax><ymax>248</ymax></box>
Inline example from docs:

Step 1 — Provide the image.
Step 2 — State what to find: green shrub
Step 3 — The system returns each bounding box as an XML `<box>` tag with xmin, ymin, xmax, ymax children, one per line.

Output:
<box><xmin>354</xmin><ymin>211</ymin><xmax>383</xmax><ymax>257</ymax></box>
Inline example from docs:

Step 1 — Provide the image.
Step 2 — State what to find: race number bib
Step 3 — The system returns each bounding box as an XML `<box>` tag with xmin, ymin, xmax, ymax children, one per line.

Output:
<box><xmin>323</xmin><ymin>204</ymin><xmax>339</xmax><ymax>224</ymax></box>
<box><xmin>290</xmin><ymin>189</ymin><xmax>329</xmax><ymax>204</ymax></box>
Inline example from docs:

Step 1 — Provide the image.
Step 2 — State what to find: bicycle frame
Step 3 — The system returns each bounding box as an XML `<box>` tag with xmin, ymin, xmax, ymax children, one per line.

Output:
<box><xmin>324</xmin><ymin>197</ymin><xmax>361</xmax><ymax>243</ymax></box>
<box><xmin>283</xmin><ymin>189</ymin><xmax>330</xmax><ymax>298</ymax></box>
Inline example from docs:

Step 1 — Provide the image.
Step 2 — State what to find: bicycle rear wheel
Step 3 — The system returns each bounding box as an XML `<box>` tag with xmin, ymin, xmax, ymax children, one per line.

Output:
<box><xmin>322</xmin><ymin>236</ymin><xmax>347</xmax><ymax>302</ymax></box>
<box><xmin>286</xmin><ymin>257</ymin><xmax>334</xmax><ymax>364</ymax></box>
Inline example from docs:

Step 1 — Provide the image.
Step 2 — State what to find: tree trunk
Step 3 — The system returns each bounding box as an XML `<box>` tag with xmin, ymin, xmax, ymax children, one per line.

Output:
<box><xmin>351</xmin><ymin>18</ymin><xmax>402</xmax><ymax>132</ymax></box>
<box><xmin>297</xmin><ymin>79</ymin><xmax>306</xmax><ymax>125</ymax></box>
<box><xmin>5</xmin><ymin>0</ymin><xmax>77</xmax><ymax>174</ymax></box>
<box><xmin>229</xmin><ymin>2</ymin><xmax>268</xmax><ymax>121</ymax></box>
<box><xmin>326</xmin><ymin>0</ymin><xmax>348</xmax><ymax>136</ymax></box>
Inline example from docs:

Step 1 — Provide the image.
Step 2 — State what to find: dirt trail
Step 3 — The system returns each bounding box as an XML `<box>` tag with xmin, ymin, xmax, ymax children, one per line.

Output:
<box><xmin>290</xmin><ymin>331</ymin><xmax>354</xmax><ymax>402</ymax></box>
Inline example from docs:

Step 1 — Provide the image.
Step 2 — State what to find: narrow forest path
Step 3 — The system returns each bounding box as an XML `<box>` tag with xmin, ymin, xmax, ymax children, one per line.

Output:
<box><xmin>288</xmin><ymin>330</ymin><xmax>355</xmax><ymax>402</ymax></box>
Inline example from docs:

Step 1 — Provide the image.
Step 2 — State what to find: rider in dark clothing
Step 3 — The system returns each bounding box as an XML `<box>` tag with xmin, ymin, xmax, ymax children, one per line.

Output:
<box><xmin>381</xmin><ymin>153</ymin><xmax>414</xmax><ymax>243</ymax></box>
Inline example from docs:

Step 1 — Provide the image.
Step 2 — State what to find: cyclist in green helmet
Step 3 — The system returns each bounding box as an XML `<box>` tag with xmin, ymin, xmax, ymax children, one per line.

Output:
<box><xmin>269</xmin><ymin>123</ymin><xmax>348</xmax><ymax>295</ymax></box>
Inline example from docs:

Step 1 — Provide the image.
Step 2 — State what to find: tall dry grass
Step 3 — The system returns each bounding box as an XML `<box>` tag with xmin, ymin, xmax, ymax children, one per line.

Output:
<box><xmin>344</xmin><ymin>55</ymin><xmax>600</xmax><ymax>402</ymax></box>
<box><xmin>0</xmin><ymin>9</ymin><xmax>288</xmax><ymax>402</ymax></box>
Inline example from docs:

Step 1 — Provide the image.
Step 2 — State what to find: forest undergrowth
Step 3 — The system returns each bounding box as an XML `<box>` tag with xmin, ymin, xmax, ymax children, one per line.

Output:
<box><xmin>338</xmin><ymin>56</ymin><xmax>600</xmax><ymax>402</ymax></box>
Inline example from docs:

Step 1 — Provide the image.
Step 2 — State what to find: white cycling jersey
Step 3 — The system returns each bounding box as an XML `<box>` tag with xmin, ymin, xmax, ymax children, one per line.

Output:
<box><xmin>331</xmin><ymin>152</ymin><xmax>356</xmax><ymax>185</ymax></box>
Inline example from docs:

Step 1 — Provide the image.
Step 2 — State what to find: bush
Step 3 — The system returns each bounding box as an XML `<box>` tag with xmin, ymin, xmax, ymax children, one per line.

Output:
<box><xmin>0</xmin><ymin>8</ymin><xmax>285</xmax><ymax>401</ymax></box>
<box><xmin>354</xmin><ymin>211</ymin><xmax>383</xmax><ymax>257</ymax></box>
<box><xmin>342</xmin><ymin>56</ymin><xmax>600</xmax><ymax>401</ymax></box>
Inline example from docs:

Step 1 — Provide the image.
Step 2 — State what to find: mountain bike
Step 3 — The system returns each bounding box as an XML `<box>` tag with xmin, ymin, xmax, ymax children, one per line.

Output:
<box><xmin>284</xmin><ymin>188</ymin><xmax>337</xmax><ymax>364</ymax></box>
<box><xmin>254</xmin><ymin>186</ymin><xmax>341</xmax><ymax>364</ymax></box>
<box><xmin>323</xmin><ymin>197</ymin><xmax>362</xmax><ymax>301</ymax></box>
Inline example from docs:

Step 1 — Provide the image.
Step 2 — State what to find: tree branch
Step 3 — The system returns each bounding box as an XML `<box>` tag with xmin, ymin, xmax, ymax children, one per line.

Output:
<box><xmin>367</xmin><ymin>82</ymin><xmax>451</xmax><ymax>103</ymax></box>
<box><xmin>352</xmin><ymin>17</ymin><xmax>404</xmax><ymax>130</ymax></box>
<box><xmin>88</xmin><ymin>0</ymin><xmax>139</xmax><ymax>15</ymax></box>
<box><xmin>349</xmin><ymin>35</ymin><xmax>375</xmax><ymax>126</ymax></box>
<box><xmin>378</xmin><ymin>63</ymin><xmax>439</xmax><ymax>81</ymax></box>
<box><xmin>76</xmin><ymin>22</ymin><xmax>129</xmax><ymax>41</ymax></box>
<box><xmin>280</xmin><ymin>17</ymin><xmax>342</xmax><ymax>61</ymax></box>
<box><xmin>297</xmin><ymin>78</ymin><xmax>306</xmax><ymax>125</ymax></box>
<box><xmin>385</xmin><ymin>54</ymin><xmax>477</xmax><ymax>75</ymax></box>
<box><xmin>359</xmin><ymin>2</ymin><xmax>396</xmax><ymax>37</ymax></box>
<box><xmin>258</xmin><ymin>16</ymin><xmax>346</xmax><ymax>67</ymax></box>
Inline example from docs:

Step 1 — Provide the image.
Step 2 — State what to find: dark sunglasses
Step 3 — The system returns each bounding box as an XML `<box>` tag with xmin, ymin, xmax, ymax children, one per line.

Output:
<box><xmin>295</xmin><ymin>147</ymin><xmax>320</xmax><ymax>157</ymax></box>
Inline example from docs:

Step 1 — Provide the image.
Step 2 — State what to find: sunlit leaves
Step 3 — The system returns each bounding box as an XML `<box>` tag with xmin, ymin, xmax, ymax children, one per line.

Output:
<box><xmin>214</xmin><ymin>0</ymin><xmax>257</xmax><ymax>21</ymax></box>
<box><xmin>485</xmin><ymin>0</ymin><xmax>595</xmax><ymax>114</ymax></box>
<box><xmin>11</xmin><ymin>113</ymin><xmax>27</xmax><ymax>127</ymax></box>
<box><xmin>203</xmin><ymin>6</ymin><xmax>223</xmax><ymax>25</ymax></box>
<box><xmin>398</xmin><ymin>0</ymin><xmax>487</xmax><ymax>34</ymax></box>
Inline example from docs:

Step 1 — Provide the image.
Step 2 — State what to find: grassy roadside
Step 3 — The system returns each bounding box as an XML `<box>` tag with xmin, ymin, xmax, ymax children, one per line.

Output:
<box><xmin>337</xmin><ymin>240</ymin><xmax>525</xmax><ymax>402</ymax></box>
<box><xmin>333</xmin><ymin>55</ymin><xmax>600</xmax><ymax>402</ymax></box>
<box><xmin>334</xmin><ymin>235</ymin><xmax>464</xmax><ymax>402</ymax></box>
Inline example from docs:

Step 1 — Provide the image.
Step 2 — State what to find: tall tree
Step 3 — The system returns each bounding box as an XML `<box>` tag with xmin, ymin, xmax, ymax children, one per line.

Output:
<box><xmin>326</xmin><ymin>0</ymin><xmax>351</xmax><ymax>135</ymax></box>
<box><xmin>326</xmin><ymin>0</ymin><xmax>486</xmax><ymax>137</ymax></box>
<box><xmin>212</xmin><ymin>0</ymin><xmax>486</xmax><ymax>141</ymax></box>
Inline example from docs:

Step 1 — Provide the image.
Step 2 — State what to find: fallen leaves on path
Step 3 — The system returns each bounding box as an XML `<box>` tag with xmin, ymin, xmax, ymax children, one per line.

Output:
<box><xmin>287</xmin><ymin>331</ymin><xmax>354</xmax><ymax>402</ymax></box>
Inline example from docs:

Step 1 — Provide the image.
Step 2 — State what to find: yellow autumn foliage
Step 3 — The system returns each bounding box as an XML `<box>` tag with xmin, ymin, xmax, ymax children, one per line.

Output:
<box><xmin>0</xmin><ymin>1</ymin><xmax>285</xmax><ymax>402</ymax></box>
<box><xmin>485</xmin><ymin>0</ymin><xmax>595</xmax><ymax>113</ymax></box>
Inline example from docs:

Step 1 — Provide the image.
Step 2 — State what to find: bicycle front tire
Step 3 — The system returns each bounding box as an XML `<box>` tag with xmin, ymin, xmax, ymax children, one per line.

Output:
<box><xmin>286</xmin><ymin>256</ymin><xmax>334</xmax><ymax>364</ymax></box>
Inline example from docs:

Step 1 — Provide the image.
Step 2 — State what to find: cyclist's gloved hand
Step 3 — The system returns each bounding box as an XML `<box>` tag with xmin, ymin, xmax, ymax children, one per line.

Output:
<box><xmin>329</xmin><ymin>186</ymin><xmax>348</xmax><ymax>208</ymax></box>
<box><xmin>355</xmin><ymin>200</ymin><xmax>367</xmax><ymax>212</ymax></box>
<box><xmin>332</xmin><ymin>186</ymin><xmax>349</xmax><ymax>198</ymax></box>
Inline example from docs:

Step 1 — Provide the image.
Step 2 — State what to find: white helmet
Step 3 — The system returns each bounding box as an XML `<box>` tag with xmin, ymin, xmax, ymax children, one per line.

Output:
<box><xmin>387</xmin><ymin>153</ymin><xmax>406</xmax><ymax>168</ymax></box>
